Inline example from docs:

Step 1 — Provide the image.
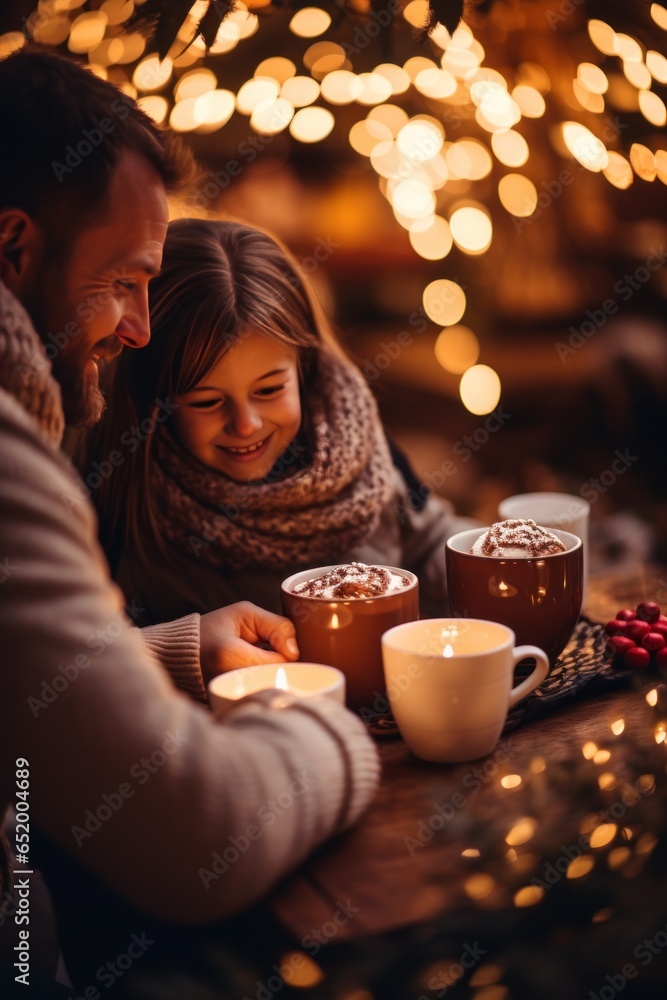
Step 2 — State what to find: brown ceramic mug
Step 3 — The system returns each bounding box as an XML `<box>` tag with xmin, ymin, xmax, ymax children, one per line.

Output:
<box><xmin>445</xmin><ymin>528</ymin><xmax>583</xmax><ymax>665</ymax></box>
<box><xmin>280</xmin><ymin>565</ymin><xmax>419</xmax><ymax>712</ymax></box>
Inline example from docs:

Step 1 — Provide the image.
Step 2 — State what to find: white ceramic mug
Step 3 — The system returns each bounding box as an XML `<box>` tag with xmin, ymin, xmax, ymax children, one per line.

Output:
<box><xmin>381</xmin><ymin>619</ymin><xmax>549</xmax><ymax>763</ymax></box>
<box><xmin>498</xmin><ymin>492</ymin><xmax>590</xmax><ymax>605</ymax></box>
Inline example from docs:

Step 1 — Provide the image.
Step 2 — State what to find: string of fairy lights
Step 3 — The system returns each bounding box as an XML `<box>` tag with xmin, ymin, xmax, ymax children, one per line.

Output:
<box><xmin>1</xmin><ymin>1</ymin><xmax>666</xmax><ymax>416</ymax></box>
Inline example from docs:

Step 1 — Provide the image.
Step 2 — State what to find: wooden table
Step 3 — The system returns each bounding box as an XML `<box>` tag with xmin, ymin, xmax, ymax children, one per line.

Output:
<box><xmin>39</xmin><ymin>566</ymin><xmax>667</xmax><ymax>1000</ymax></box>
<box><xmin>258</xmin><ymin>566</ymin><xmax>667</xmax><ymax>999</ymax></box>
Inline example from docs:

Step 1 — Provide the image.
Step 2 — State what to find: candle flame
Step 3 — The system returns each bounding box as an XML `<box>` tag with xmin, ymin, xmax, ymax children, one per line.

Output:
<box><xmin>330</xmin><ymin>613</ymin><xmax>340</xmax><ymax>629</ymax></box>
<box><xmin>275</xmin><ymin>666</ymin><xmax>289</xmax><ymax>691</ymax></box>
<box><xmin>444</xmin><ymin>643</ymin><xmax>454</xmax><ymax>658</ymax></box>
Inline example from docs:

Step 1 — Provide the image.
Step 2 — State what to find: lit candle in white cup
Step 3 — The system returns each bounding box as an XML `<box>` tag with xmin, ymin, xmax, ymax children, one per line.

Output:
<box><xmin>208</xmin><ymin>663</ymin><xmax>346</xmax><ymax>719</ymax></box>
<box><xmin>382</xmin><ymin>619</ymin><xmax>549</xmax><ymax>762</ymax></box>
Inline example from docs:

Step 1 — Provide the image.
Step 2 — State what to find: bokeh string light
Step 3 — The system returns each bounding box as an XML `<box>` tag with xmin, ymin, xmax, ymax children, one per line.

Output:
<box><xmin>2</xmin><ymin>0</ymin><xmax>665</xmax><ymax>415</ymax></box>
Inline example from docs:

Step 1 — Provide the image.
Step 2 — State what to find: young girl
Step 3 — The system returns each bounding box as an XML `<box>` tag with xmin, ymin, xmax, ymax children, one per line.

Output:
<box><xmin>82</xmin><ymin>218</ymin><xmax>456</xmax><ymax>625</ymax></box>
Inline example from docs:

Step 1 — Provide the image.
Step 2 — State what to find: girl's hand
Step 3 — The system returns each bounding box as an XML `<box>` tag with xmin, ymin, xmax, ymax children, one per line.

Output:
<box><xmin>200</xmin><ymin>602</ymin><xmax>299</xmax><ymax>684</ymax></box>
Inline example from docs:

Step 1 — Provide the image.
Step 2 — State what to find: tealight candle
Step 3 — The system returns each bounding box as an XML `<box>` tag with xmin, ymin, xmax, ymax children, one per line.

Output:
<box><xmin>208</xmin><ymin>663</ymin><xmax>346</xmax><ymax>719</ymax></box>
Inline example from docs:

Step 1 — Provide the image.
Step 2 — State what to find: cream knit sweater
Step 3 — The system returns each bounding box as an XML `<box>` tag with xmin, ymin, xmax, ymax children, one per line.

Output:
<box><xmin>0</xmin><ymin>282</ymin><xmax>379</xmax><ymax>921</ymax></box>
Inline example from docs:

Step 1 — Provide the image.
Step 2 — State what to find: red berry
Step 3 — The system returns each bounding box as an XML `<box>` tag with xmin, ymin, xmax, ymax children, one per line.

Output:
<box><xmin>652</xmin><ymin>623</ymin><xmax>667</xmax><ymax>639</ymax></box>
<box><xmin>658</xmin><ymin>615</ymin><xmax>667</xmax><ymax>626</ymax></box>
<box><xmin>624</xmin><ymin>646</ymin><xmax>651</xmax><ymax>670</ymax></box>
<box><xmin>626</xmin><ymin>620</ymin><xmax>651</xmax><ymax>642</ymax></box>
<box><xmin>636</xmin><ymin>601</ymin><xmax>660</xmax><ymax>623</ymax></box>
<box><xmin>642</xmin><ymin>632</ymin><xmax>666</xmax><ymax>651</ymax></box>
<box><xmin>654</xmin><ymin>648</ymin><xmax>667</xmax><ymax>670</ymax></box>
<box><xmin>606</xmin><ymin>636</ymin><xmax>635</xmax><ymax>659</ymax></box>
<box><xmin>605</xmin><ymin>619</ymin><xmax>628</xmax><ymax>636</ymax></box>
<box><xmin>616</xmin><ymin>609</ymin><xmax>637</xmax><ymax>621</ymax></box>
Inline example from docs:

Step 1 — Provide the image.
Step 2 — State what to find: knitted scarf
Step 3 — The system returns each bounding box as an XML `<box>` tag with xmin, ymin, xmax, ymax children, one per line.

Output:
<box><xmin>0</xmin><ymin>283</ymin><xmax>65</xmax><ymax>448</ymax></box>
<box><xmin>150</xmin><ymin>350</ymin><xmax>395</xmax><ymax>571</ymax></box>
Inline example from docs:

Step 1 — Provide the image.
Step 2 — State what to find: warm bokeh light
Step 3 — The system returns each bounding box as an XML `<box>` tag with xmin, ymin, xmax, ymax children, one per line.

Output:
<box><xmin>498</xmin><ymin>174</ymin><xmax>538</xmax><ymax>216</ymax></box>
<box><xmin>68</xmin><ymin>11</ymin><xmax>108</xmax><ymax>54</ymax></box>
<box><xmin>403</xmin><ymin>56</ymin><xmax>438</xmax><ymax>81</ymax></box>
<box><xmin>491</xmin><ymin>129</ymin><xmax>529</xmax><ymax>167</ymax></box>
<box><xmin>459</xmin><ymin>364</ymin><xmax>501</xmax><ymax>415</ymax></box>
<box><xmin>464</xmin><ymin>873</ymin><xmax>496</xmax><ymax>900</ymax></box>
<box><xmin>630</xmin><ymin>143</ymin><xmax>657</xmax><ymax>181</ymax></box>
<box><xmin>647</xmin><ymin>50</ymin><xmax>667</xmax><ymax>84</ymax></box>
<box><xmin>0</xmin><ymin>32</ymin><xmax>25</xmax><ymax>59</ymax></box>
<box><xmin>289</xmin><ymin>7</ymin><xmax>332</xmax><ymax>38</ymax></box>
<box><xmin>373</xmin><ymin>63</ymin><xmax>411</xmax><ymax>95</ymax></box>
<box><xmin>369</xmin><ymin>104</ymin><xmax>410</xmax><ymax>136</ymax></box>
<box><xmin>656</xmin><ymin>150</ymin><xmax>667</xmax><ymax>185</ymax></box>
<box><xmin>449</xmin><ymin>205</ymin><xmax>493</xmax><ymax>253</ymax></box>
<box><xmin>602</xmin><ymin>151</ymin><xmax>633</xmax><ymax>189</ymax></box>
<box><xmin>505</xmin><ymin>817</ymin><xmax>537</xmax><ymax>845</ymax></box>
<box><xmin>193</xmin><ymin>90</ymin><xmax>236</xmax><ymax>132</ymax></box>
<box><xmin>415</xmin><ymin>67</ymin><xmax>457</xmax><ymax>99</ymax></box>
<box><xmin>255</xmin><ymin>57</ymin><xmax>296</xmax><ymax>85</ymax></box>
<box><xmin>133</xmin><ymin>54</ymin><xmax>173</xmax><ymax>93</ymax></box>
<box><xmin>320</xmin><ymin>70</ymin><xmax>362</xmax><ymax>105</ymax></box>
<box><xmin>281</xmin><ymin>76</ymin><xmax>320</xmax><ymax>108</ymax></box>
<box><xmin>403</xmin><ymin>0</ymin><xmax>429</xmax><ymax>28</ymax></box>
<box><xmin>434</xmin><ymin>325</ymin><xmax>479</xmax><ymax>372</ymax></box>
<box><xmin>577</xmin><ymin>62</ymin><xmax>609</xmax><ymax>94</ymax></box>
<box><xmin>479</xmin><ymin>85</ymin><xmax>521</xmax><ymax>129</ymax></box>
<box><xmin>174</xmin><ymin>68</ymin><xmax>216</xmax><ymax>102</ymax></box>
<box><xmin>355</xmin><ymin>72</ymin><xmax>393</xmax><ymax>106</ymax></box>
<box><xmin>511</xmin><ymin>85</ymin><xmax>546</xmax><ymax>117</ymax></box>
<box><xmin>348</xmin><ymin>119</ymin><xmax>392</xmax><ymax>156</ymax></box>
<box><xmin>573</xmin><ymin>80</ymin><xmax>605</xmax><ymax>114</ymax></box>
<box><xmin>639</xmin><ymin>89</ymin><xmax>667</xmax><ymax>126</ymax></box>
<box><xmin>409</xmin><ymin>217</ymin><xmax>453</xmax><ymax>261</ymax></box>
<box><xmin>236</xmin><ymin>77</ymin><xmax>280</xmax><ymax>115</ymax></box>
<box><xmin>616</xmin><ymin>33</ymin><xmax>643</xmax><ymax>63</ymax></box>
<box><xmin>652</xmin><ymin>4</ymin><xmax>667</xmax><ymax>30</ymax></box>
<box><xmin>623</xmin><ymin>61</ymin><xmax>652</xmax><ymax>90</ymax></box>
<box><xmin>588</xmin><ymin>19</ymin><xmax>617</xmax><ymax>56</ymax></box>
<box><xmin>101</xmin><ymin>0</ymin><xmax>134</xmax><ymax>26</ymax></box>
<box><xmin>446</xmin><ymin>139</ymin><xmax>493</xmax><ymax>179</ymax></box>
<box><xmin>289</xmin><ymin>106</ymin><xmax>335</xmax><ymax>142</ymax></box>
<box><xmin>137</xmin><ymin>94</ymin><xmax>169</xmax><ymax>124</ymax></box>
<box><xmin>304</xmin><ymin>41</ymin><xmax>346</xmax><ymax>73</ymax></box>
<box><xmin>567</xmin><ymin>855</ymin><xmax>595</xmax><ymax>879</ymax></box>
<box><xmin>390</xmin><ymin>179</ymin><xmax>436</xmax><ymax>219</ymax></box>
<box><xmin>250</xmin><ymin>97</ymin><xmax>294</xmax><ymax>135</ymax></box>
<box><xmin>397</xmin><ymin>120</ymin><xmax>444</xmax><ymax>161</ymax></box>
<box><xmin>561</xmin><ymin>122</ymin><xmax>608</xmax><ymax>172</ymax></box>
<box><xmin>514</xmin><ymin>885</ymin><xmax>544</xmax><ymax>908</ymax></box>
<box><xmin>423</xmin><ymin>279</ymin><xmax>467</xmax><ymax>325</ymax></box>
<box><xmin>590</xmin><ymin>824</ymin><xmax>617</xmax><ymax>849</ymax></box>
<box><xmin>278</xmin><ymin>951</ymin><xmax>324</xmax><ymax>988</ymax></box>
<box><xmin>169</xmin><ymin>96</ymin><xmax>199</xmax><ymax>132</ymax></box>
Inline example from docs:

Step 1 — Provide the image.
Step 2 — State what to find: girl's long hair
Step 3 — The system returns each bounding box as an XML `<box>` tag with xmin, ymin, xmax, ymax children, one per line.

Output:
<box><xmin>78</xmin><ymin>217</ymin><xmax>344</xmax><ymax>574</ymax></box>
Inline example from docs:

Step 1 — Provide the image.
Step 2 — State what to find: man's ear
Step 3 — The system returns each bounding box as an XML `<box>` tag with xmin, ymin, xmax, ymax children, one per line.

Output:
<box><xmin>0</xmin><ymin>210</ymin><xmax>44</xmax><ymax>297</ymax></box>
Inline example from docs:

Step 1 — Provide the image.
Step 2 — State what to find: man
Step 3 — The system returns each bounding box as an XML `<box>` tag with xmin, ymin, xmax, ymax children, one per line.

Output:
<box><xmin>0</xmin><ymin>48</ymin><xmax>378</xmax><ymax>988</ymax></box>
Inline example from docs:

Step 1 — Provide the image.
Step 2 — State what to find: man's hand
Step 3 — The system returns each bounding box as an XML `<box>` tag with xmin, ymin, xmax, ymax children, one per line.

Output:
<box><xmin>200</xmin><ymin>602</ymin><xmax>299</xmax><ymax>684</ymax></box>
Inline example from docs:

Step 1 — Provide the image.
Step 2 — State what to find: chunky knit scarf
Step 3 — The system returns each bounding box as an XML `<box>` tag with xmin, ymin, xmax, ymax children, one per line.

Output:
<box><xmin>0</xmin><ymin>283</ymin><xmax>65</xmax><ymax>448</ymax></box>
<box><xmin>150</xmin><ymin>350</ymin><xmax>395</xmax><ymax>571</ymax></box>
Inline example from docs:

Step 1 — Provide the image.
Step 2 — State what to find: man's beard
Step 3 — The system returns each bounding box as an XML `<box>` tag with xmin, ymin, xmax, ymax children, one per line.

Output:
<box><xmin>53</xmin><ymin>336</ymin><xmax>124</xmax><ymax>426</ymax></box>
<box><xmin>23</xmin><ymin>273</ymin><xmax>122</xmax><ymax>427</ymax></box>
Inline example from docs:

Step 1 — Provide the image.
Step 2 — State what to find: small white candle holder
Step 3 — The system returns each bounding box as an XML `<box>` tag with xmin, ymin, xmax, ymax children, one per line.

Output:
<box><xmin>208</xmin><ymin>663</ymin><xmax>346</xmax><ymax>719</ymax></box>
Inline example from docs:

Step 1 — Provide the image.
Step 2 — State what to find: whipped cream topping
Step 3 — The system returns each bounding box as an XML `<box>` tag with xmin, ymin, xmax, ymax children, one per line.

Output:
<box><xmin>470</xmin><ymin>519</ymin><xmax>567</xmax><ymax>558</ymax></box>
<box><xmin>292</xmin><ymin>562</ymin><xmax>409</xmax><ymax>599</ymax></box>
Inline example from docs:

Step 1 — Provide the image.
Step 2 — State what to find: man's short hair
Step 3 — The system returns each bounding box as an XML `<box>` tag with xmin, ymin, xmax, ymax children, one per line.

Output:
<box><xmin>0</xmin><ymin>46</ymin><xmax>195</xmax><ymax>251</ymax></box>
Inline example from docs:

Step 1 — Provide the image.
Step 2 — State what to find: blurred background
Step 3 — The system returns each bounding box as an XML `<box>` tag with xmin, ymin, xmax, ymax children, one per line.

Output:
<box><xmin>1</xmin><ymin>0</ymin><xmax>666</xmax><ymax>571</ymax></box>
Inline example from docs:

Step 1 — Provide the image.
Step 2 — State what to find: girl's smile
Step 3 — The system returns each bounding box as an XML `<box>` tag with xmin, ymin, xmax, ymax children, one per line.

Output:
<box><xmin>173</xmin><ymin>334</ymin><xmax>302</xmax><ymax>482</ymax></box>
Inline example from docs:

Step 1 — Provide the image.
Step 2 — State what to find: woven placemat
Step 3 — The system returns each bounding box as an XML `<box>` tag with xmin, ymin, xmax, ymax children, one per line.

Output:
<box><xmin>367</xmin><ymin>617</ymin><xmax>631</xmax><ymax>739</ymax></box>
